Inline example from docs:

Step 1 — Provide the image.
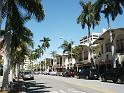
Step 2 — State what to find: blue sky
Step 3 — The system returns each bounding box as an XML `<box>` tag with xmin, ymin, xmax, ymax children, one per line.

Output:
<box><xmin>1</xmin><ymin>0</ymin><xmax>124</xmax><ymax>61</ymax></box>
<box><xmin>26</xmin><ymin>0</ymin><xmax>124</xmax><ymax>61</ymax></box>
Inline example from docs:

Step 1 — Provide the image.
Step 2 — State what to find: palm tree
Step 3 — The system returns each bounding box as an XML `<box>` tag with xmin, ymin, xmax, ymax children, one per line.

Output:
<box><xmin>72</xmin><ymin>45</ymin><xmax>83</xmax><ymax>62</ymax></box>
<box><xmin>94</xmin><ymin>0</ymin><xmax>124</xmax><ymax>68</ymax></box>
<box><xmin>60</xmin><ymin>40</ymin><xmax>73</xmax><ymax>55</ymax></box>
<box><xmin>40</xmin><ymin>37</ymin><xmax>51</xmax><ymax>50</ymax></box>
<box><xmin>94</xmin><ymin>0</ymin><xmax>124</xmax><ymax>24</ymax></box>
<box><xmin>40</xmin><ymin>37</ymin><xmax>51</xmax><ymax>71</ymax></box>
<box><xmin>77</xmin><ymin>1</ymin><xmax>99</xmax><ymax>64</ymax></box>
<box><xmin>60</xmin><ymin>40</ymin><xmax>73</xmax><ymax>69</ymax></box>
<box><xmin>1</xmin><ymin>0</ymin><xmax>44</xmax><ymax>90</ymax></box>
<box><xmin>10</xmin><ymin>27</ymin><xmax>34</xmax><ymax>81</ymax></box>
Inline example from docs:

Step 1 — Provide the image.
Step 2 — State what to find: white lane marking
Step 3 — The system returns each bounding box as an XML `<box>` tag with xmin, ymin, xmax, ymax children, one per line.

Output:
<box><xmin>59</xmin><ymin>90</ymin><xmax>67</xmax><ymax>93</ymax></box>
<box><xmin>72</xmin><ymin>90</ymin><xmax>86</xmax><ymax>93</ymax></box>
<box><xmin>67</xmin><ymin>88</ymin><xmax>76</xmax><ymax>91</ymax></box>
<box><xmin>49</xmin><ymin>90</ymin><xmax>86</xmax><ymax>93</ymax></box>
<box><xmin>50</xmin><ymin>91</ymin><xmax>58</xmax><ymax>93</ymax></box>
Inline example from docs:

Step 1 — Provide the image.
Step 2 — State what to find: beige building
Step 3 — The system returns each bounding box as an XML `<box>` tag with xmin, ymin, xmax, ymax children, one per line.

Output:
<box><xmin>94</xmin><ymin>28</ymin><xmax>124</xmax><ymax>69</ymax></box>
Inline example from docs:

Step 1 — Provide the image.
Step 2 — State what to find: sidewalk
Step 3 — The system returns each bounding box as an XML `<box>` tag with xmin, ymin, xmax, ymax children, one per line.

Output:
<box><xmin>0</xmin><ymin>76</ymin><xmax>3</xmax><ymax>89</ymax></box>
<box><xmin>0</xmin><ymin>77</ymin><xmax>26</xmax><ymax>93</ymax></box>
<box><xmin>9</xmin><ymin>80</ymin><xmax>26</xmax><ymax>93</ymax></box>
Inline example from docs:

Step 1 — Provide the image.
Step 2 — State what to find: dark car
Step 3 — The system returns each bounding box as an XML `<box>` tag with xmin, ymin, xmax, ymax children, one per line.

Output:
<box><xmin>100</xmin><ymin>68</ymin><xmax>124</xmax><ymax>84</ymax></box>
<box><xmin>22</xmin><ymin>70</ymin><xmax>34</xmax><ymax>80</ymax></box>
<box><xmin>77</xmin><ymin>68</ymin><xmax>99</xmax><ymax>79</ymax></box>
<box><xmin>62</xmin><ymin>69</ymin><xmax>75</xmax><ymax>77</ymax></box>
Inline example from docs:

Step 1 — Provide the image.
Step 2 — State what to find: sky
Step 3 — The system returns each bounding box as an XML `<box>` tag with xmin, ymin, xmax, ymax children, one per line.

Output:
<box><xmin>1</xmin><ymin>0</ymin><xmax>124</xmax><ymax>61</ymax></box>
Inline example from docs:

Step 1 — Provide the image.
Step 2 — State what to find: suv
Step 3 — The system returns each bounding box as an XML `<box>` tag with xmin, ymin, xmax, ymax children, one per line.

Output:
<box><xmin>100</xmin><ymin>68</ymin><xmax>124</xmax><ymax>84</ymax></box>
<box><xmin>77</xmin><ymin>68</ymin><xmax>99</xmax><ymax>79</ymax></box>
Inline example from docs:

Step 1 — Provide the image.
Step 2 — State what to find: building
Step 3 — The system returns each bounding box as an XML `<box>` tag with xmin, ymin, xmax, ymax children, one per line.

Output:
<box><xmin>79</xmin><ymin>32</ymin><xmax>101</xmax><ymax>68</ymax></box>
<box><xmin>94</xmin><ymin>28</ymin><xmax>124</xmax><ymax>73</ymax></box>
<box><xmin>23</xmin><ymin>56</ymin><xmax>31</xmax><ymax>70</ymax></box>
<box><xmin>80</xmin><ymin>32</ymin><xmax>101</xmax><ymax>45</ymax></box>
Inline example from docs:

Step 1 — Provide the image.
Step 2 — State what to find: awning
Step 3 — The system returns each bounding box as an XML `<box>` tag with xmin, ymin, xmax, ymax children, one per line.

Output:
<box><xmin>96</xmin><ymin>59</ymin><xmax>112</xmax><ymax>65</ymax></box>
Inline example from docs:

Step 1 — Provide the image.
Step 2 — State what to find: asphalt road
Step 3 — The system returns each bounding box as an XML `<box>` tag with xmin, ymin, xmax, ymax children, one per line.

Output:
<box><xmin>24</xmin><ymin>75</ymin><xmax>124</xmax><ymax>93</ymax></box>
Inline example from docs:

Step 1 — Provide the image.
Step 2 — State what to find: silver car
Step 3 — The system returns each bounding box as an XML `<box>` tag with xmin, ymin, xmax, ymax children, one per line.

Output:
<box><xmin>22</xmin><ymin>70</ymin><xmax>34</xmax><ymax>80</ymax></box>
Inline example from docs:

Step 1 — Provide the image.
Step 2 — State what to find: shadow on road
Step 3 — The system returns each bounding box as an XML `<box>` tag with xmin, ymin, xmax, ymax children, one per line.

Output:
<box><xmin>25</xmin><ymin>81</ymin><xmax>52</xmax><ymax>93</ymax></box>
<box><xmin>3</xmin><ymin>80</ymin><xmax>52</xmax><ymax>93</ymax></box>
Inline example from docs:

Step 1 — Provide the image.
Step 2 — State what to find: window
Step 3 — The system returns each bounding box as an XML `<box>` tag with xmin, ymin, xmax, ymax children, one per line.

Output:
<box><xmin>105</xmin><ymin>43</ymin><xmax>111</xmax><ymax>52</ymax></box>
<box><xmin>93</xmin><ymin>35</ymin><xmax>99</xmax><ymax>37</ymax></box>
<box><xmin>116</xmin><ymin>38</ymin><xmax>124</xmax><ymax>53</ymax></box>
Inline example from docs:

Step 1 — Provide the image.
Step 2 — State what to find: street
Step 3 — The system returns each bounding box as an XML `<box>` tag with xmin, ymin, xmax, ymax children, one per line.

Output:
<box><xmin>23</xmin><ymin>75</ymin><xmax>124</xmax><ymax>93</ymax></box>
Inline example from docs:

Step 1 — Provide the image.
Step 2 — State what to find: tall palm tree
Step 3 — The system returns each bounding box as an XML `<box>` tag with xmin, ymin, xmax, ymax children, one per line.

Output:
<box><xmin>40</xmin><ymin>37</ymin><xmax>50</xmax><ymax>71</ymax></box>
<box><xmin>94</xmin><ymin>0</ymin><xmax>124</xmax><ymax>24</ymax></box>
<box><xmin>77</xmin><ymin>1</ymin><xmax>99</xmax><ymax>63</ymax></box>
<box><xmin>60</xmin><ymin>40</ymin><xmax>73</xmax><ymax>69</ymax></box>
<box><xmin>1</xmin><ymin>0</ymin><xmax>44</xmax><ymax>90</ymax></box>
<box><xmin>94</xmin><ymin>0</ymin><xmax>124</xmax><ymax>68</ymax></box>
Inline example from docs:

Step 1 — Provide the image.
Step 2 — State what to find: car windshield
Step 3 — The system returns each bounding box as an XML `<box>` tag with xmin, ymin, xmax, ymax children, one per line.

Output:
<box><xmin>24</xmin><ymin>71</ymin><xmax>32</xmax><ymax>74</ymax></box>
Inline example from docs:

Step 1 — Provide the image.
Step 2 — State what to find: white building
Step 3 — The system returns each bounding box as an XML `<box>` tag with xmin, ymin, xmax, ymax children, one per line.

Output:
<box><xmin>80</xmin><ymin>32</ymin><xmax>101</xmax><ymax>45</ymax></box>
<box><xmin>79</xmin><ymin>32</ymin><xmax>101</xmax><ymax>65</ymax></box>
<box><xmin>23</xmin><ymin>56</ymin><xmax>31</xmax><ymax>70</ymax></box>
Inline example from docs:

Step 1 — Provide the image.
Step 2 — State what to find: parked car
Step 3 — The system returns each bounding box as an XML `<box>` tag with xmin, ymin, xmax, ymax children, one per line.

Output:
<box><xmin>22</xmin><ymin>70</ymin><xmax>34</xmax><ymax>80</ymax></box>
<box><xmin>77</xmin><ymin>68</ymin><xmax>99</xmax><ymax>79</ymax></box>
<box><xmin>100</xmin><ymin>67</ymin><xmax>124</xmax><ymax>84</ymax></box>
<box><xmin>62</xmin><ymin>69</ymin><xmax>75</xmax><ymax>77</ymax></box>
<box><xmin>50</xmin><ymin>71</ymin><xmax>57</xmax><ymax>76</ymax></box>
<box><xmin>43</xmin><ymin>71</ymin><xmax>50</xmax><ymax>75</ymax></box>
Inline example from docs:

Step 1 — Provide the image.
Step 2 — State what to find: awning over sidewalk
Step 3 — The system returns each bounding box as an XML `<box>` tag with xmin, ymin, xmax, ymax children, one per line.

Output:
<box><xmin>96</xmin><ymin>59</ymin><xmax>112</xmax><ymax>65</ymax></box>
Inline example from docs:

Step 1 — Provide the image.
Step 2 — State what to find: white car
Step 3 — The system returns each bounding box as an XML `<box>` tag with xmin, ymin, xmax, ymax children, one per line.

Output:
<box><xmin>43</xmin><ymin>71</ymin><xmax>50</xmax><ymax>75</ymax></box>
<box><xmin>50</xmin><ymin>71</ymin><xmax>57</xmax><ymax>76</ymax></box>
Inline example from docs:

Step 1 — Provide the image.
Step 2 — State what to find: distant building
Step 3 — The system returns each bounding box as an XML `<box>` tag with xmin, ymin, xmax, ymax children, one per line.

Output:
<box><xmin>23</xmin><ymin>56</ymin><xmax>31</xmax><ymax>70</ymax></box>
<box><xmin>80</xmin><ymin>32</ymin><xmax>101</xmax><ymax>45</ymax></box>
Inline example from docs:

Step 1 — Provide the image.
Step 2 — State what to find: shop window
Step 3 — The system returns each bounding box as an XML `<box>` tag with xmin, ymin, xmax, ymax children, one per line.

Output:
<box><xmin>116</xmin><ymin>38</ymin><xmax>124</xmax><ymax>53</ymax></box>
<box><xmin>105</xmin><ymin>43</ymin><xmax>111</xmax><ymax>52</ymax></box>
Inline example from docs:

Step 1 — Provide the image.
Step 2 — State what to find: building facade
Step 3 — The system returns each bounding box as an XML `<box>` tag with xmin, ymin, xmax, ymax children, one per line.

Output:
<box><xmin>79</xmin><ymin>32</ymin><xmax>101</xmax><ymax>67</ymax></box>
<box><xmin>94</xmin><ymin>28</ymin><xmax>124</xmax><ymax>73</ymax></box>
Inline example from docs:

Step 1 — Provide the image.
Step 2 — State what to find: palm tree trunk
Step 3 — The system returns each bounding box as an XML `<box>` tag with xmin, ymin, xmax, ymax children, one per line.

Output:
<box><xmin>107</xmin><ymin>16</ymin><xmax>115</xmax><ymax>68</ymax></box>
<box><xmin>2</xmin><ymin>32</ymin><xmax>12</xmax><ymax>90</ymax></box>
<box><xmin>88</xmin><ymin>26</ymin><xmax>91</xmax><ymax>63</ymax></box>
<box><xmin>2</xmin><ymin>7</ymin><xmax>12</xmax><ymax>89</ymax></box>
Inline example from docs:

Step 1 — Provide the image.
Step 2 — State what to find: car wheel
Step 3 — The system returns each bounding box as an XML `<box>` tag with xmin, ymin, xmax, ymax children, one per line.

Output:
<box><xmin>77</xmin><ymin>76</ymin><xmax>80</xmax><ymax>79</ymax></box>
<box><xmin>86</xmin><ymin>76</ymin><xmax>89</xmax><ymax>80</ymax></box>
<box><xmin>116</xmin><ymin>78</ymin><xmax>122</xmax><ymax>84</ymax></box>
<box><xmin>101</xmin><ymin>77</ymin><xmax>106</xmax><ymax>82</ymax></box>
